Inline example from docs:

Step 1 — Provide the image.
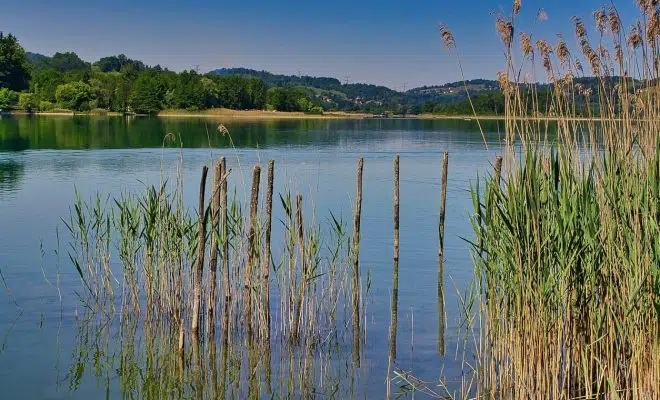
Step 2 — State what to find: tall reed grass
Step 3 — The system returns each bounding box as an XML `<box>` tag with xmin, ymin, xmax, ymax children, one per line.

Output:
<box><xmin>63</xmin><ymin>145</ymin><xmax>367</xmax><ymax>396</ymax></box>
<box><xmin>446</xmin><ymin>0</ymin><xmax>660</xmax><ymax>398</ymax></box>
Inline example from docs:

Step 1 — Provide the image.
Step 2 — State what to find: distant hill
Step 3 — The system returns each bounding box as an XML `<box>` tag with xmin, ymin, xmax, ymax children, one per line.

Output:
<box><xmin>26</xmin><ymin>52</ymin><xmax>49</xmax><ymax>63</ymax></box>
<box><xmin>211</xmin><ymin>68</ymin><xmax>403</xmax><ymax>111</ymax></box>
<box><xmin>406</xmin><ymin>79</ymin><xmax>499</xmax><ymax>104</ymax></box>
<box><xmin>210</xmin><ymin>68</ymin><xmax>502</xmax><ymax>111</ymax></box>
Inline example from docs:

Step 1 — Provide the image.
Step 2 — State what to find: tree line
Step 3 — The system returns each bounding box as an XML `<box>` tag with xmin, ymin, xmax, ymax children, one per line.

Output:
<box><xmin>0</xmin><ymin>33</ymin><xmax>323</xmax><ymax>114</ymax></box>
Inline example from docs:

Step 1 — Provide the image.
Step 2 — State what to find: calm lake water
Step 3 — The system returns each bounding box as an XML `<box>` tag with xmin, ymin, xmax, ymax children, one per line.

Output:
<box><xmin>0</xmin><ymin>115</ymin><xmax>506</xmax><ymax>398</ymax></box>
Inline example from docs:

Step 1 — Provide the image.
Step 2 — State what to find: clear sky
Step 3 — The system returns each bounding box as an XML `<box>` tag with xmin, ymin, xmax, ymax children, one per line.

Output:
<box><xmin>1</xmin><ymin>0</ymin><xmax>641</xmax><ymax>89</ymax></box>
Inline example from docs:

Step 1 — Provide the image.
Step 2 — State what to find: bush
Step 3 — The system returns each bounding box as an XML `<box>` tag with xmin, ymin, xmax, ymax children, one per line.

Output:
<box><xmin>306</xmin><ymin>105</ymin><xmax>324</xmax><ymax>115</ymax></box>
<box><xmin>0</xmin><ymin>88</ymin><xmax>19</xmax><ymax>109</ymax></box>
<box><xmin>90</xmin><ymin>108</ymin><xmax>109</xmax><ymax>115</ymax></box>
<box><xmin>18</xmin><ymin>93</ymin><xmax>38</xmax><ymax>112</ymax></box>
<box><xmin>39</xmin><ymin>101</ymin><xmax>55</xmax><ymax>112</ymax></box>
<box><xmin>55</xmin><ymin>81</ymin><xmax>95</xmax><ymax>112</ymax></box>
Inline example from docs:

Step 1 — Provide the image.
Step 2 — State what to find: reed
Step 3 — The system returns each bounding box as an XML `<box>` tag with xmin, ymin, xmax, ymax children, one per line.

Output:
<box><xmin>439</xmin><ymin>1</ymin><xmax>660</xmax><ymax>397</ymax></box>
<box><xmin>63</xmin><ymin>152</ymin><xmax>365</xmax><ymax>397</ymax></box>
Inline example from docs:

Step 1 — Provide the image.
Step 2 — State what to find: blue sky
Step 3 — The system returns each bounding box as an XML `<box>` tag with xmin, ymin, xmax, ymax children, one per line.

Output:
<box><xmin>1</xmin><ymin>0</ymin><xmax>642</xmax><ymax>88</ymax></box>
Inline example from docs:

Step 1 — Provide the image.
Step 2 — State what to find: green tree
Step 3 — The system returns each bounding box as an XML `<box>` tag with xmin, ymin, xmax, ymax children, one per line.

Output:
<box><xmin>37</xmin><ymin>52</ymin><xmax>89</xmax><ymax>72</ymax></box>
<box><xmin>0</xmin><ymin>88</ymin><xmax>18</xmax><ymax>109</ymax></box>
<box><xmin>200</xmin><ymin>77</ymin><xmax>219</xmax><ymax>108</ymax></box>
<box><xmin>0</xmin><ymin>32</ymin><xmax>31</xmax><ymax>91</ymax></box>
<box><xmin>129</xmin><ymin>72</ymin><xmax>164</xmax><ymax>114</ymax></box>
<box><xmin>18</xmin><ymin>92</ymin><xmax>38</xmax><ymax>112</ymax></box>
<box><xmin>247</xmin><ymin>78</ymin><xmax>267</xmax><ymax>109</ymax></box>
<box><xmin>172</xmin><ymin>71</ymin><xmax>203</xmax><ymax>110</ymax></box>
<box><xmin>55</xmin><ymin>81</ymin><xmax>95</xmax><ymax>111</ymax></box>
<box><xmin>114</xmin><ymin>64</ymin><xmax>139</xmax><ymax>112</ymax></box>
<box><xmin>30</xmin><ymin>69</ymin><xmax>64</xmax><ymax>102</ymax></box>
<box><xmin>267</xmin><ymin>87</ymin><xmax>318</xmax><ymax>112</ymax></box>
<box><xmin>94</xmin><ymin>54</ymin><xmax>145</xmax><ymax>73</ymax></box>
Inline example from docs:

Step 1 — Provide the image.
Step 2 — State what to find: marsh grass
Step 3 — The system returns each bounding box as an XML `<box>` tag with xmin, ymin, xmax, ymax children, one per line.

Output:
<box><xmin>62</xmin><ymin>142</ymin><xmax>367</xmax><ymax>396</ymax></box>
<box><xmin>438</xmin><ymin>0</ymin><xmax>660</xmax><ymax>398</ymax></box>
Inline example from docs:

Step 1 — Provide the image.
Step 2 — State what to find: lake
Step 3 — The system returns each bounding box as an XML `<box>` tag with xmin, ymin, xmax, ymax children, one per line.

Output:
<box><xmin>0</xmin><ymin>115</ymin><xmax>506</xmax><ymax>398</ymax></box>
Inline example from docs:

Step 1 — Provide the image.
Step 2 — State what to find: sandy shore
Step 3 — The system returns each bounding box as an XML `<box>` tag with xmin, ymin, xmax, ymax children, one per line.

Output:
<box><xmin>158</xmin><ymin>108</ymin><xmax>370</xmax><ymax>119</ymax></box>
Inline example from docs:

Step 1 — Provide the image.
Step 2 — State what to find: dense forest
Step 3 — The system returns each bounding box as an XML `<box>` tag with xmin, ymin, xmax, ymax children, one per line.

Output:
<box><xmin>0</xmin><ymin>32</ymin><xmax>624</xmax><ymax>116</ymax></box>
<box><xmin>0</xmin><ymin>33</ymin><xmax>325</xmax><ymax>115</ymax></box>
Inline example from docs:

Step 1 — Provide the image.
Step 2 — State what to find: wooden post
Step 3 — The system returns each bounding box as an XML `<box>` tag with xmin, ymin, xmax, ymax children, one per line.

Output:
<box><xmin>438</xmin><ymin>152</ymin><xmax>448</xmax><ymax>355</ymax></box>
<box><xmin>245</xmin><ymin>165</ymin><xmax>261</xmax><ymax>333</ymax></box>
<box><xmin>264</xmin><ymin>160</ymin><xmax>274</xmax><ymax>330</ymax></box>
<box><xmin>494</xmin><ymin>155</ymin><xmax>503</xmax><ymax>188</ymax></box>
<box><xmin>208</xmin><ymin>161</ymin><xmax>222</xmax><ymax>336</ymax></box>
<box><xmin>221</xmin><ymin>157</ymin><xmax>230</xmax><ymax>304</ymax></box>
<box><xmin>264</xmin><ymin>160</ymin><xmax>274</xmax><ymax>379</ymax></box>
<box><xmin>352</xmin><ymin>157</ymin><xmax>364</xmax><ymax>366</ymax></box>
<box><xmin>192</xmin><ymin>165</ymin><xmax>208</xmax><ymax>336</ymax></box>
<box><xmin>389</xmin><ymin>155</ymin><xmax>400</xmax><ymax>360</ymax></box>
<box><xmin>292</xmin><ymin>194</ymin><xmax>306</xmax><ymax>342</ymax></box>
<box><xmin>439</xmin><ymin>152</ymin><xmax>449</xmax><ymax>258</ymax></box>
<box><xmin>264</xmin><ymin>160</ymin><xmax>275</xmax><ymax>281</ymax></box>
<box><xmin>393</xmin><ymin>155</ymin><xmax>400</xmax><ymax>262</ymax></box>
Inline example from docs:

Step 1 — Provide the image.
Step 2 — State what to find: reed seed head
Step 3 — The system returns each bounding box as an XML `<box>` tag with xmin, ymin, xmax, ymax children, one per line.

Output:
<box><xmin>496</xmin><ymin>17</ymin><xmax>515</xmax><ymax>47</ymax></box>
<box><xmin>608</xmin><ymin>7</ymin><xmax>622</xmax><ymax>36</ymax></box>
<box><xmin>513</xmin><ymin>0</ymin><xmax>521</xmax><ymax>16</ymax></box>
<box><xmin>614</xmin><ymin>44</ymin><xmax>623</xmax><ymax>64</ymax></box>
<box><xmin>537</xmin><ymin>8</ymin><xmax>548</xmax><ymax>22</ymax></box>
<box><xmin>594</xmin><ymin>8</ymin><xmax>607</xmax><ymax>33</ymax></box>
<box><xmin>439</xmin><ymin>23</ymin><xmax>456</xmax><ymax>49</ymax></box>
<box><xmin>520</xmin><ymin>32</ymin><xmax>534</xmax><ymax>58</ymax></box>
<box><xmin>217</xmin><ymin>124</ymin><xmax>229</xmax><ymax>136</ymax></box>
<box><xmin>627</xmin><ymin>25</ymin><xmax>643</xmax><ymax>49</ymax></box>
<box><xmin>572</xmin><ymin>16</ymin><xmax>587</xmax><ymax>41</ymax></box>
<box><xmin>556</xmin><ymin>38</ymin><xmax>570</xmax><ymax>67</ymax></box>
<box><xmin>536</xmin><ymin>39</ymin><xmax>552</xmax><ymax>57</ymax></box>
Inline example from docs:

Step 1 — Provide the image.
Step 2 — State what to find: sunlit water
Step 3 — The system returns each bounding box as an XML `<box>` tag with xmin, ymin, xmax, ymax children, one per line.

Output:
<box><xmin>0</xmin><ymin>115</ymin><xmax>507</xmax><ymax>398</ymax></box>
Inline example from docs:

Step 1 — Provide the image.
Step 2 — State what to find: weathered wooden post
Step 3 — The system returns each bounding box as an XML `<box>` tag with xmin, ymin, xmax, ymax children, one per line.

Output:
<box><xmin>494</xmin><ymin>155</ymin><xmax>503</xmax><ymax>188</ymax></box>
<box><xmin>246</xmin><ymin>165</ymin><xmax>261</xmax><ymax>335</ymax></box>
<box><xmin>208</xmin><ymin>161</ymin><xmax>222</xmax><ymax>336</ymax></box>
<box><xmin>389</xmin><ymin>155</ymin><xmax>400</xmax><ymax>360</ymax></box>
<box><xmin>264</xmin><ymin>160</ymin><xmax>274</xmax><ymax>329</ymax></box>
<box><xmin>192</xmin><ymin>165</ymin><xmax>208</xmax><ymax>337</ymax></box>
<box><xmin>221</xmin><ymin>157</ymin><xmax>230</xmax><ymax>303</ymax></box>
<box><xmin>438</xmin><ymin>152</ymin><xmax>448</xmax><ymax>355</ymax></box>
<box><xmin>352</xmin><ymin>157</ymin><xmax>364</xmax><ymax>366</ymax></box>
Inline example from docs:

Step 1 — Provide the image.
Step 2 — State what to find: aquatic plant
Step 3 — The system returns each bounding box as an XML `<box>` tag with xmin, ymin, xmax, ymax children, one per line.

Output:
<box><xmin>456</xmin><ymin>0</ymin><xmax>660</xmax><ymax>398</ymax></box>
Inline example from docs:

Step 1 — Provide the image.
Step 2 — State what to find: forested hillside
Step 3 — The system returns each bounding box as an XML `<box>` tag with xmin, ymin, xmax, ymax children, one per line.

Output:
<box><xmin>1</xmin><ymin>32</ymin><xmax>631</xmax><ymax>116</ymax></box>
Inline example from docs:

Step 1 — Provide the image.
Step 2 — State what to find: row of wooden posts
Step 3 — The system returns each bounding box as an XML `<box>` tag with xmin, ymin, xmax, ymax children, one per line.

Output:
<box><xmin>184</xmin><ymin>152</ymin><xmax>497</xmax><ymax>365</ymax></box>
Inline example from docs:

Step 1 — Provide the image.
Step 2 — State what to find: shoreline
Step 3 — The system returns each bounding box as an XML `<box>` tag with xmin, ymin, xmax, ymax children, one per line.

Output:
<box><xmin>4</xmin><ymin>108</ymin><xmax>369</xmax><ymax>120</ymax></box>
<box><xmin>158</xmin><ymin>108</ymin><xmax>370</xmax><ymax>119</ymax></box>
<box><xmin>3</xmin><ymin>109</ymin><xmax>619</xmax><ymax>122</ymax></box>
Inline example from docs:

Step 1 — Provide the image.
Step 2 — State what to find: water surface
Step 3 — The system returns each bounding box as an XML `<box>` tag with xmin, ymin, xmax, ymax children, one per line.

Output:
<box><xmin>0</xmin><ymin>116</ymin><xmax>505</xmax><ymax>398</ymax></box>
